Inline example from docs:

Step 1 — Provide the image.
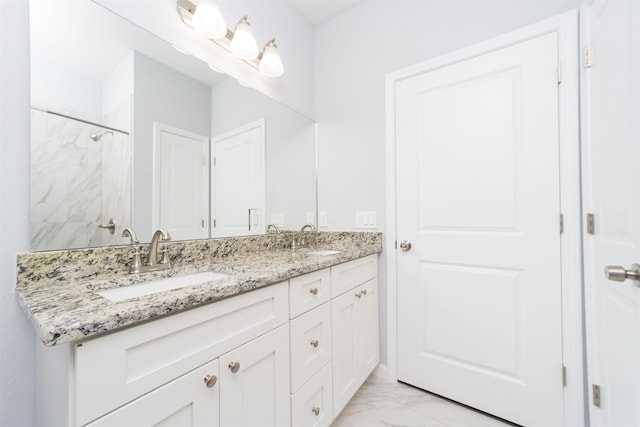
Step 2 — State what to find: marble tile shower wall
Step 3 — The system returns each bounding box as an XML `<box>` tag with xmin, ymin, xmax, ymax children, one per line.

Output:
<box><xmin>30</xmin><ymin>97</ymin><xmax>132</xmax><ymax>251</ymax></box>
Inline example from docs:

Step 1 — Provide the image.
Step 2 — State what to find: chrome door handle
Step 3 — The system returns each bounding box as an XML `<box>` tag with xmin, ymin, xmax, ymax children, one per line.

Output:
<box><xmin>399</xmin><ymin>241</ymin><xmax>412</xmax><ymax>252</ymax></box>
<box><xmin>604</xmin><ymin>264</ymin><xmax>640</xmax><ymax>282</ymax></box>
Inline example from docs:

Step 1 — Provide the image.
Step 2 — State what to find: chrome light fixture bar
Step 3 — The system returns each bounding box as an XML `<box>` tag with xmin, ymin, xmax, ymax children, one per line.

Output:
<box><xmin>177</xmin><ymin>0</ymin><xmax>284</xmax><ymax>77</ymax></box>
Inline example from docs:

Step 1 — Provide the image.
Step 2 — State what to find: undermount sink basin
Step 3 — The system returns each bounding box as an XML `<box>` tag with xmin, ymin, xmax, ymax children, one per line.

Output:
<box><xmin>306</xmin><ymin>250</ymin><xmax>341</xmax><ymax>256</ymax></box>
<box><xmin>97</xmin><ymin>271</ymin><xmax>229</xmax><ymax>302</ymax></box>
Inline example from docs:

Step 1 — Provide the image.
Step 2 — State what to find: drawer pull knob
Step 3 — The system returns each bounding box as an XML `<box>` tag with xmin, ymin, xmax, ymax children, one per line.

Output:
<box><xmin>228</xmin><ymin>361</ymin><xmax>240</xmax><ymax>373</ymax></box>
<box><xmin>310</xmin><ymin>339</ymin><xmax>319</xmax><ymax>348</ymax></box>
<box><xmin>203</xmin><ymin>374</ymin><xmax>217</xmax><ymax>388</ymax></box>
<box><xmin>312</xmin><ymin>407</ymin><xmax>320</xmax><ymax>416</ymax></box>
<box><xmin>309</xmin><ymin>287</ymin><xmax>319</xmax><ymax>295</ymax></box>
<box><xmin>355</xmin><ymin>289</ymin><xmax>368</xmax><ymax>298</ymax></box>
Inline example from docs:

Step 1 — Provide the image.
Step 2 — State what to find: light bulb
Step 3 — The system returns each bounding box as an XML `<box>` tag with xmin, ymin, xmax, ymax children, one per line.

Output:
<box><xmin>230</xmin><ymin>16</ymin><xmax>259</xmax><ymax>60</ymax></box>
<box><xmin>192</xmin><ymin>0</ymin><xmax>227</xmax><ymax>39</ymax></box>
<box><xmin>259</xmin><ymin>39</ymin><xmax>284</xmax><ymax>77</ymax></box>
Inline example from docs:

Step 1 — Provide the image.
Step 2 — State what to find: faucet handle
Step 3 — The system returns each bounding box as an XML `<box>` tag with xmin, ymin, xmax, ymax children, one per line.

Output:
<box><xmin>129</xmin><ymin>245</ymin><xmax>143</xmax><ymax>274</ymax></box>
<box><xmin>160</xmin><ymin>247</ymin><xmax>171</xmax><ymax>265</ymax></box>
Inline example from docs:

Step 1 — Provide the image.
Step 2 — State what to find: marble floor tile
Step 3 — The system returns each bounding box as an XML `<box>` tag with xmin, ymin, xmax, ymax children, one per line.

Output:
<box><xmin>333</xmin><ymin>376</ymin><xmax>515</xmax><ymax>427</ymax></box>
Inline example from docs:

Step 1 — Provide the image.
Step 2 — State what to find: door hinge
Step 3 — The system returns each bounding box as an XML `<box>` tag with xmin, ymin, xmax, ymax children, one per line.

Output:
<box><xmin>583</xmin><ymin>45</ymin><xmax>593</xmax><ymax>68</ymax></box>
<box><xmin>202</xmin><ymin>219</ymin><xmax>205</xmax><ymax>228</ymax></box>
<box><xmin>213</xmin><ymin>156</ymin><xmax>217</xmax><ymax>166</ymax></box>
<box><xmin>213</xmin><ymin>219</ymin><xmax>216</xmax><ymax>228</ymax></box>
<box><xmin>394</xmin><ymin>240</ymin><xmax>397</xmax><ymax>249</ymax></box>
<box><xmin>592</xmin><ymin>384</ymin><xmax>601</xmax><ymax>408</ymax></box>
<box><xmin>557</xmin><ymin>63</ymin><xmax>562</xmax><ymax>84</ymax></box>
<box><xmin>562</xmin><ymin>365</ymin><xmax>567</xmax><ymax>387</ymax></box>
<box><xmin>586</xmin><ymin>213</ymin><xmax>595</xmax><ymax>235</ymax></box>
<box><xmin>560</xmin><ymin>214</ymin><xmax>564</xmax><ymax>234</ymax></box>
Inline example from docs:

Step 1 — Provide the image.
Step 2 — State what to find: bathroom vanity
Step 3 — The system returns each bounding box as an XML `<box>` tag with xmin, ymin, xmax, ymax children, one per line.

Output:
<box><xmin>17</xmin><ymin>232</ymin><xmax>381</xmax><ymax>426</ymax></box>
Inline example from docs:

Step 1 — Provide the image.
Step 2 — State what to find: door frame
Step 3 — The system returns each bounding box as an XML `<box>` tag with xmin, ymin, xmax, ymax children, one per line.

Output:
<box><xmin>384</xmin><ymin>10</ymin><xmax>583</xmax><ymax>426</ymax></box>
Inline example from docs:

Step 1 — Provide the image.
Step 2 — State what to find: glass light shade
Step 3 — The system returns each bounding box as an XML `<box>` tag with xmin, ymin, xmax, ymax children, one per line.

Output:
<box><xmin>230</xmin><ymin>16</ymin><xmax>259</xmax><ymax>60</ymax></box>
<box><xmin>192</xmin><ymin>0</ymin><xmax>227</xmax><ymax>39</ymax></box>
<box><xmin>259</xmin><ymin>40</ymin><xmax>284</xmax><ymax>77</ymax></box>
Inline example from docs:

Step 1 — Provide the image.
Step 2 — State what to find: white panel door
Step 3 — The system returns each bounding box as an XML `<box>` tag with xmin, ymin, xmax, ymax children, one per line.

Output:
<box><xmin>396</xmin><ymin>33</ymin><xmax>562</xmax><ymax>426</ymax></box>
<box><xmin>154</xmin><ymin>123</ymin><xmax>209</xmax><ymax>240</ymax></box>
<box><xmin>212</xmin><ymin>119</ymin><xmax>265</xmax><ymax>237</ymax></box>
<box><xmin>582</xmin><ymin>1</ymin><xmax>640</xmax><ymax>425</ymax></box>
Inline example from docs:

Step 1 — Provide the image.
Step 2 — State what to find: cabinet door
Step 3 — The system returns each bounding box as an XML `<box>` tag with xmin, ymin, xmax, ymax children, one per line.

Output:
<box><xmin>331</xmin><ymin>279</ymin><xmax>379</xmax><ymax>416</ymax></box>
<box><xmin>86</xmin><ymin>359</ymin><xmax>219</xmax><ymax>427</ymax></box>
<box><xmin>219</xmin><ymin>324</ymin><xmax>290</xmax><ymax>427</ymax></box>
<box><xmin>355</xmin><ymin>278</ymin><xmax>379</xmax><ymax>385</ymax></box>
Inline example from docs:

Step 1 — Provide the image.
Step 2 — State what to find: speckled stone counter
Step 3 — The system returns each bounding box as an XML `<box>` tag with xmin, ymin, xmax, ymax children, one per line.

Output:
<box><xmin>16</xmin><ymin>232</ymin><xmax>382</xmax><ymax>346</ymax></box>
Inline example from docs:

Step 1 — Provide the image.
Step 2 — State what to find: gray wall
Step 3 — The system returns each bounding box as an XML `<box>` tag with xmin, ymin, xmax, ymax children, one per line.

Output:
<box><xmin>0</xmin><ymin>1</ymin><xmax>35</xmax><ymax>425</ymax></box>
<box><xmin>314</xmin><ymin>0</ymin><xmax>580</xmax><ymax>364</ymax></box>
<box><xmin>211</xmin><ymin>78</ymin><xmax>316</xmax><ymax>231</ymax></box>
<box><xmin>133</xmin><ymin>52</ymin><xmax>212</xmax><ymax>242</ymax></box>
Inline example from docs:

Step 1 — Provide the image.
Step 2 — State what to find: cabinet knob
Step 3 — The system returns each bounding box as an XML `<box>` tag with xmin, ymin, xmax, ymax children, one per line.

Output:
<box><xmin>309</xmin><ymin>287</ymin><xmax>319</xmax><ymax>295</ymax></box>
<box><xmin>311</xmin><ymin>407</ymin><xmax>320</xmax><ymax>416</ymax></box>
<box><xmin>310</xmin><ymin>339</ymin><xmax>319</xmax><ymax>348</ymax></box>
<box><xmin>355</xmin><ymin>291</ymin><xmax>362</xmax><ymax>298</ymax></box>
<box><xmin>228</xmin><ymin>361</ymin><xmax>240</xmax><ymax>373</ymax></box>
<box><xmin>203</xmin><ymin>374</ymin><xmax>217</xmax><ymax>388</ymax></box>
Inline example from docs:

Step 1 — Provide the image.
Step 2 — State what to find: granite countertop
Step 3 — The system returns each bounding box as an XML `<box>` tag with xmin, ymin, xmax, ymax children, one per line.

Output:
<box><xmin>16</xmin><ymin>235</ymin><xmax>381</xmax><ymax>346</ymax></box>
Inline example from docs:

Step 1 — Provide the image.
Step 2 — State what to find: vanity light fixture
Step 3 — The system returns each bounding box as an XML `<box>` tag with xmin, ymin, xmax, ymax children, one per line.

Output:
<box><xmin>177</xmin><ymin>0</ymin><xmax>284</xmax><ymax>77</ymax></box>
<box><xmin>259</xmin><ymin>38</ymin><xmax>284</xmax><ymax>77</ymax></box>
<box><xmin>191</xmin><ymin>0</ymin><xmax>227</xmax><ymax>39</ymax></box>
<box><xmin>229</xmin><ymin>16</ymin><xmax>259</xmax><ymax>60</ymax></box>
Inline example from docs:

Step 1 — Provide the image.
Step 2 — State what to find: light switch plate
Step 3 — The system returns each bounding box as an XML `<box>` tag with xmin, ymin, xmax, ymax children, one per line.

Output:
<box><xmin>270</xmin><ymin>213</ymin><xmax>285</xmax><ymax>227</ymax></box>
<box><xmin>318</xmin><ymin>211</ymin><xmax>328</xmax><ymax>228</ymax></box>
<box><xmin>355</xmin><ymin>211</ymin><xmax>377</xmax><ymax>229</ymax></box>
<box><xmin>306</xmin><ymin>211</ymin><xmax>315</xmax><ymax>224</ymax></box>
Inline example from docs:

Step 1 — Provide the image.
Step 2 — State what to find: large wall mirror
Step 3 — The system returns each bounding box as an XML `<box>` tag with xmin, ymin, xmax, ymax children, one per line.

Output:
<box><xmin>29</xmin><ymin>0</ymin><xmax>317</xmax><ymax>251</ymax></box>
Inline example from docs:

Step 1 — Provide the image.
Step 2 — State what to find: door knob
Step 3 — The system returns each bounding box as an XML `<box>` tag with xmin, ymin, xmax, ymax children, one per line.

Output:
<box><xmin>399</xmin><ymin>241</ymin><xmax>412</xmax><ymax>252</ymax></box>
<box><xmin>604</xmin><ymin>264</ymin><xmax>640</xmax><ymax>282</ymax></box>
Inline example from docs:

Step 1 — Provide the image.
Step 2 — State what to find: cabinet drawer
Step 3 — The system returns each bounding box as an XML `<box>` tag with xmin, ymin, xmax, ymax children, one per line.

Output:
<box><xmin>289</xmin><ymin>268</ymin><xmax>331</xmax><ymax>318</ymax></box>
<box><xmin>330</xmin><ymin>254</ymin><xmax>377</xmax><ymax>297</ymax></box>
<box><xmin>75</xmin><ymin>282</ymin><xmax>288</xmax><ymax>426</ymax></box>
<box><xmin>290</xmin><ymin>303</ymin><xmax>332</xmax><ymax>392</ymax></box>
<box><xmin>86</xmin><ymin>359</ymin><xmax>220</xmax><ymax>427</ymax></box>
<box><xmin>291</xmin><ymin>362</ymin><xmax>333</xmax><ymax>427</ymax></box>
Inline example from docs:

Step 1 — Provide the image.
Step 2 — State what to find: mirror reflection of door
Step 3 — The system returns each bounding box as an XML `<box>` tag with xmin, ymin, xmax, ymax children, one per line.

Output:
<box><xmin>153</xmin><ymin>122</ymin><xmax>209</xmax><ymax>240</ymax></box>
<box><xmin>212</xmin><ymin>119</ymin><xmax>266</xmax><ymax>238</ymax></box>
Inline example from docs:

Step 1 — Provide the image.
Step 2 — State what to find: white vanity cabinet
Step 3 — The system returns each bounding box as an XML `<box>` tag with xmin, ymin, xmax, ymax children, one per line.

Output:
<box><xmin>33</xmin><ymin>254</ymin><xmax>379</xmax><ymax>427</ymax></box>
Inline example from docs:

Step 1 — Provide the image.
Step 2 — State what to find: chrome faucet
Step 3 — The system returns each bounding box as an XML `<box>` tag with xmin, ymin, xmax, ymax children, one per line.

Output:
<box><xmin>123</xmin><ymin>228</ymin><xmax>172</xmax><ymax>274</ymax></box>
<box><xmin>148</xmin><ymin>228</ymin><xmax>172</xmax><ymax>267</ymax></box>
<box><xmin>295</xmin><ymin>223</ymin><xmax>317</xmax><ymax>248</ymax></box>
<box><xmin>266</xmin><ymin>224</ymin><xmax>281</xmax><ymax>234</ymax></box>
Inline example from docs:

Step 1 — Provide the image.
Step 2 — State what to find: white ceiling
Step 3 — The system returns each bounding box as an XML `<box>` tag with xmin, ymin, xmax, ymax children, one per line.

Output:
<box><xmin>288</xmin><ymin>0</ymin><xmax>365</xmax><ymax>26</ymax></box>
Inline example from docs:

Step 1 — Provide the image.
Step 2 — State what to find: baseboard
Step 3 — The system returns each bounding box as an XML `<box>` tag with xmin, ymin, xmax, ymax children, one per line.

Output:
<box><xmin>371</xmin><ymin>363</ymin><xmax>392</xmax><ymax>382</ymax></box>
